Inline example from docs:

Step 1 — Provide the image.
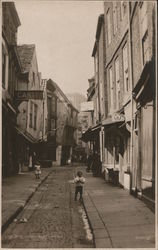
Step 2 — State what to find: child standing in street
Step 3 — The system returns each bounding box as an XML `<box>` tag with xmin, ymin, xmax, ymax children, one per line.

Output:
<box><xmin>35</xmin><ymin>160</ymin><xmax>41</xmax><ymax>179</ymax></box>
<box><xmin>74</xmin><ymin>171</ymin><xmax>85</xmax><ymax>201</ymax></box>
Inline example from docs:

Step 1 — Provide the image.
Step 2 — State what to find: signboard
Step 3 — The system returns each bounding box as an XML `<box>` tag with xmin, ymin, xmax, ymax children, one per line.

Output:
<box><xmin>80</xmin><ymin>101</ymin><xmax>94</xmax><ymax>112</ymax></box>
<box><xmin>112</xmin><ymin>113</ymin><xmax>125</xmax><ymax>122</ymax></box>
<box><xmin>15</xmin><ymin>91</ymin><xmax>43</xmax><ymax>100</ymax></box>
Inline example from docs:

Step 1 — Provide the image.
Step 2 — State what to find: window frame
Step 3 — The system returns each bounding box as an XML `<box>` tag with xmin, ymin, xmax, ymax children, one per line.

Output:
<box><xmin>109</xmin><ymin>67</ymin><xmax>114</xmax><ymax>111</ymax></box>
<box><xmin>34</xmin><ymin>103</ymin><xmax>38</xmax><ymax>130</ymax></box>
<box><xmin>107</xmin><ymin>8</ymin><xmax>111</xmax><ymax>45</ymax></box>
<box><xmin>29</xmin><ymin>101</ymin><xmax>33</xmax><ymax>128</ymax></box>
<box><xmin>142</xmin><ymin>30</ymin><xmax>149</xmax><ymax>65</ymax></box>
<box><xmin>115</xmin><ymin>57</ymin><xmax>120</xmax><ymax>109</ymax></box>
<box><xmin>113</xmin><ymin>1</ymin><xmax>118</xmax><ymax>35</ymax></box>
<box><xmin>122</xmin><ymin>43</ymin><xmax>129</xmax><ymax>93</ymax></box>
<box><xmin>120</xmin><ymin>1</ymin><xmax>126</xmax><ymax>20</ymax></box>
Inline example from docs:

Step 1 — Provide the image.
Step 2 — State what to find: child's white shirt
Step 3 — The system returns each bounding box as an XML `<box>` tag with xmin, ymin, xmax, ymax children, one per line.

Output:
<box><xmin>35</xmin><ymin>165</ymin><xmax>41</xmax><ymax>174</ymax></box>
<box><xmin>74</xmin><ymin>176</ymin><xmax>85</xmax><ymax>186</ymax></box>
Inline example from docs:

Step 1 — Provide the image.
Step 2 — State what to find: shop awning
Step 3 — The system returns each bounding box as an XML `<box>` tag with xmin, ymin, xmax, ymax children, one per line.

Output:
<box><xmin>80</xmin><ymin>124</ymin><xmax>101</xmax><ymax>142</ymax></box>
<box><xmin>132</xmin><ymin>60</ymin><xmax>154</xmax><ymax>100</ymax></box>
<box><xmin>91</xmin><ymin>124</ymin><xmax>101</xmax><ymax>131</ymax></box>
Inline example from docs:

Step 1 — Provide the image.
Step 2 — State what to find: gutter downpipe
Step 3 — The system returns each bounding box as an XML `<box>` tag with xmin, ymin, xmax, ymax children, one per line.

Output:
<box><xmin>128</xmin><ymin>2</ymin><xmax>134</xmax><ymax>194</ymax></box>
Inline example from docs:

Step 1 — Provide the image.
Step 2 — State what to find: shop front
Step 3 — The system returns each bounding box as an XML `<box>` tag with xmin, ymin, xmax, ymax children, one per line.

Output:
<box><xmin>102</xmin><ymin>115</ymin><xmax>125</xmax><ymax>186</ymax></box>
<box><xmin>132</xmin><ymin>60</ymin><xmax>155</xmax><ymax>202</ymax></box>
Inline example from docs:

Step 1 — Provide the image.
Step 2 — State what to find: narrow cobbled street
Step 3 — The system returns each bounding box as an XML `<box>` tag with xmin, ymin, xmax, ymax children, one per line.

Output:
<box><xmin>2</xmin><ymin>166</ymin><xmax>94</xmax><ymax>248</ymax></box>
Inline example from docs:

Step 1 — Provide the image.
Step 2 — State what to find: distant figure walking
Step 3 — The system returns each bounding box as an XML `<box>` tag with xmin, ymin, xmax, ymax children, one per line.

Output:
<box><xmin>86</xmin><ymin>152</ymin><xmax>93</xmax><ymax>172</ymax></box>
<box><xmin>74</xmin><ymin>171</ymin><xmax>85</xmax><ymax>201</ymax></box>
<box><xmin>35</xmin><ymin>160</ymin><xmax>41</xmax><ymax>179</ymax></box>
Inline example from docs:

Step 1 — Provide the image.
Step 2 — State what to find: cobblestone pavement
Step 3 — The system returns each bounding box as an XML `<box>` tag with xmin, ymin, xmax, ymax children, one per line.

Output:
<box><xmin>2</xmin><ymin>166</ymin><xmax>94</xmax><ymax>248</ymax></box>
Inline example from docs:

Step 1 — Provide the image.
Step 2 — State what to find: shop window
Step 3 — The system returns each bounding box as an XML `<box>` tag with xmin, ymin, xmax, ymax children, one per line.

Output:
<box><xmin>142</xmin><ymin>30</ymin><xmax>149</xmax><ymax>65</ymax></box>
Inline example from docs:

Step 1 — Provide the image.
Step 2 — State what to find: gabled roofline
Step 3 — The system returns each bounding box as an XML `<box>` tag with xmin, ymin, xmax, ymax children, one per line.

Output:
<box><xmin>17</xmin><ymin>44</ymin><xmax>35</xmax><ymax>73</ymax></box>
<box><xmin>47</xmin><ymin>79</ymin><xmax>79</xmax><ymax>113</ymax></box>
<box><xmin>92</xmin><ymin>14</ymin><xmax>104</xmax><ymax>57</ymax></box>
<box><xmin>9</xmin><ymin>2</ymin><xmax>21</xmax><ymax>27</ymax></box>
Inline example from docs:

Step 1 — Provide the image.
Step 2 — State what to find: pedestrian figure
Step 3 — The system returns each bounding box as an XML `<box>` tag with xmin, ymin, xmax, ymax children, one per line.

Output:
<box><xmin>86</xmin><ymin>152</ymin><xmax>93</xmax><ymax>172</ymax></box>
<box><xmin>74</xmin><ymin>171</ymin><xmax>85</xmax><ymax>201</ymax></box>
<box><xmin>32</xmin><ymin>152</ymin><xmax>37</xmax><ymax>169</ymax></box>
<box><xmin>29</xmin><ymin>154</ymin><xmax>33</xmax><ymax>171</ymax></box>
<box><xmin>35</xmin><ymin>160</ymin><xmax>41</xmax><ymax>179</ymax></box>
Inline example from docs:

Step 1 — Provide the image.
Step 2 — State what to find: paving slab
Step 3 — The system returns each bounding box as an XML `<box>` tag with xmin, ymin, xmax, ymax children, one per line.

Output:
<box><xmin>93</xmin><ymin>228</ymin><xmax>109</xmax><ymax>239</ymax></box>
<box><xmin>95</xmin><ymin>237</ymin><xmax>112</xmax><ymax>248</ymax></box>
<box><xmin>2</xmin><ymin>168</ymin><xmax>53</xmax><ymax>233</ymax></box>
<box><xmin>82</xmin><ymin>169</ymin><xmax>155</xmax><ymax>249</ymax></box>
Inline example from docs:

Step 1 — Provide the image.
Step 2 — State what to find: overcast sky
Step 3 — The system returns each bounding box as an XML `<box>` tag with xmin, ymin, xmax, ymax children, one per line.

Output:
<box><xmin>14</xmin><ymin>0</ymin><xmax>103</xmax><ymax>96</ymax></box>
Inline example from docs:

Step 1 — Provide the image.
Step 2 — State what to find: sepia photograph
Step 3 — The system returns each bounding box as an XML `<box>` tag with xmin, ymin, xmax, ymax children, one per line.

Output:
<box><xmin>1</xmin><ymin>0</ymin><xmax>157</xmax><ymax>248</ymax></box>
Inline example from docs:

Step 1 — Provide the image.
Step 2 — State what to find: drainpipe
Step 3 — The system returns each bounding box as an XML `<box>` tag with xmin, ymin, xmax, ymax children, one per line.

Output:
<box><xmin>128</xmin><ymin>2</ymin><xmax>134</xmax><ymax>194</ymax></box>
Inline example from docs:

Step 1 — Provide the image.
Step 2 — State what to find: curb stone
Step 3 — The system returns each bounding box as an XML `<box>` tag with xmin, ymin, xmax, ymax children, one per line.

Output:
<box><xmin>83</xmin><ymin>190</ymin><xmax>113</xmax><ymax>248</ymax></box>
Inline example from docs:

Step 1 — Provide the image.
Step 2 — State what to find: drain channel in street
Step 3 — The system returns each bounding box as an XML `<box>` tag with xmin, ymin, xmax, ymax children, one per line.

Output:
<box><xmin>78</xmin><ymin>205</ymin><xmax>93</xmax><ymax>241</ymax></box>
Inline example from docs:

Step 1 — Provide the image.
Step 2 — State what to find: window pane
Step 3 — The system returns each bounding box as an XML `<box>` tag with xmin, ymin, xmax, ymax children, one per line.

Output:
<box><xmin>123</xmin><ymin>44</ymin><xmax>129</xmax><ymax>92</ymax></box>
<box><xmin>113</xmin><ymin>2</ymin><xmax>117</xmax><ymax>34</ymax></box>
<box><xmin>107</xmin><ymin>9</ymin><xmax>111</xmax><ymax>44</ymax></box>
<box><xmin>142</xmin><ymin>31</ymin><xmax>149</xmax><ymax>65</ymax></box>
<box><xmin>109</xmin><ymin>67</ymin><xmax>113</xmax><ymax>110</ymax></box>
<box><xmin>34</xmin><ymin>104</ymin><xmax>37</xmax><ymax>130</ymax></box>
<box><xmin>115</xmin><ymin>58</ymin><xmax>120</xmax><ymax>109</ymax></box>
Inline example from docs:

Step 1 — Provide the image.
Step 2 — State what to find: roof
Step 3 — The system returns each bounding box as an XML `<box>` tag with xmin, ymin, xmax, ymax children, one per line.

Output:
<box><xmin>47</xmin><ymin>79</ymin><xmax>79</xmax><ymax>113</ymax></box>
<box><xmin>3</xmin><ymin>2</ymin><xmax>21</xmax><ymax>28</ymax></box>
<box><xmin>92</xmin><ymin>14</ymin><xmax>104</xmax><ymax>57</ymax></box>
<box><xmin>17</xmin><ymin>44</ymin><xmax>35</xmax><ymax>73</ymax></box>
<box><xmin>96</xmin><ymin>14</ymin><xmax>104</xmax><ymax>40</ymax></box>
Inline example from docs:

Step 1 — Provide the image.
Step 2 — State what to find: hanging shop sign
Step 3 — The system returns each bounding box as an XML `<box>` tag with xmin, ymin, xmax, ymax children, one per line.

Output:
<box><xmin>15</xmin><ymin>91</ymin><xmax>43</xmax><ymax>100</ymax></box>
<box><xmin>112</xmin><ymin>113</ymin><xmax>125</xmax><ymax>122</ymax></box>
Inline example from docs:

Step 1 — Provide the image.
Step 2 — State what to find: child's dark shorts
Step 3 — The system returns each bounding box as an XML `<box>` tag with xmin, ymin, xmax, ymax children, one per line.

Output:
<box><xmin>75</xmin><ymin>186</ymin><xmax>83</xmax><ymax>195</ymax></box>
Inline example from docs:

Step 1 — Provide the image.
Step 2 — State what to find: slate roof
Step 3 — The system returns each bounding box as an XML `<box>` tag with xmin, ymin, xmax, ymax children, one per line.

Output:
<box><xmin>17</xmin><ymin>44</ymin><xmax>35</xmax><ymax>73</ymax></box>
